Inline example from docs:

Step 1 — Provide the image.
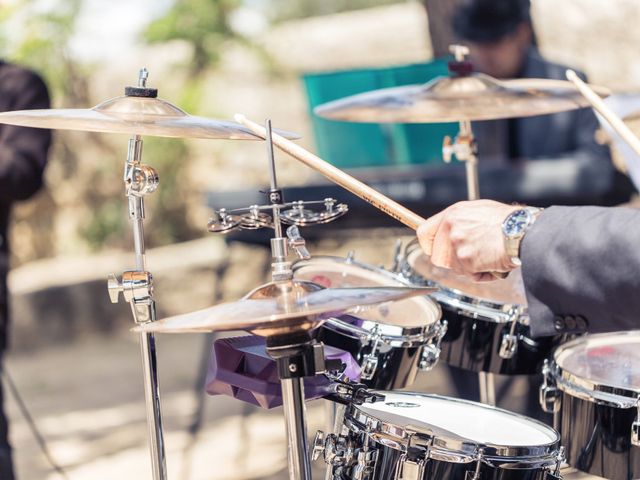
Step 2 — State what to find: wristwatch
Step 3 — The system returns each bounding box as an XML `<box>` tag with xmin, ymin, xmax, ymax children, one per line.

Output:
<box><xmin>502</xmin><ymin>206</ymin><xmax>542</xmax><ymax>266</ymax></box>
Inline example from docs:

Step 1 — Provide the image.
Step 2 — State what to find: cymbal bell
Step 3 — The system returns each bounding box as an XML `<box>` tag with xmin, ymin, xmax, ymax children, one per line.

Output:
<box><xmin>133</xmin><ymin>279</ymin><xmax>436</xmax><ymax>337</ymax></box>
<box><xmin>315</xmin><ymin>73</ymin><xmax>611</xmax><ymax>123</ymax></box>
<box><xmin>0</xmin><ymin>94</ymin><xmax>301</xmax><ymax>140</ymax></box>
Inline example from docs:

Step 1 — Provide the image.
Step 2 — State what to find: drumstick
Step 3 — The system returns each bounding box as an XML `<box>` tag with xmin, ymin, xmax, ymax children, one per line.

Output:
<box><xmin>566</xmin><ymin>69</ymin><xmax>640</xmax><ymax>157</ymax></box>
<box><xmin>234</xmin><ymin>114</ymin><xmax>426</xmax><ymax>230</ymax></box>
<box><xmin>235</xmin><ymin>114</ymin><xmax>508</xmax><ymax>279</ymax></box>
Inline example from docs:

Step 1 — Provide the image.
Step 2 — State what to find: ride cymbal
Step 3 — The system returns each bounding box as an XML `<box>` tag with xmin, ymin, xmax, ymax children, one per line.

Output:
<box><xmin>315</xmin><ymin>74</ymin><xmax>610</xmax><ymax>123</ymax></box>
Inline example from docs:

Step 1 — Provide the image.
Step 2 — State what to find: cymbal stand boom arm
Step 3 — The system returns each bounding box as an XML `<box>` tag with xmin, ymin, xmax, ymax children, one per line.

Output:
<box><xmin>107</xmin><ymin>69</ymin><xmax>167</xmax><ymax>480</ymax></box>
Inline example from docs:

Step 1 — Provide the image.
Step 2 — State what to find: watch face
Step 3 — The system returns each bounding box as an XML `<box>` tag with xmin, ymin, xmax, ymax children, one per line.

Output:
<box><xmin>503</xmin><ymin>209</ymin><xmax>529</xmax><ymax>236</ymax></box>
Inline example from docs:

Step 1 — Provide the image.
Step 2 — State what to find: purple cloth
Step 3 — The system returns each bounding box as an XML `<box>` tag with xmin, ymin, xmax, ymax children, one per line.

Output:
<box><xmin>205</xmin><ymin>335</ymin><xmax>361</xmax><ymax>409</ymax></box>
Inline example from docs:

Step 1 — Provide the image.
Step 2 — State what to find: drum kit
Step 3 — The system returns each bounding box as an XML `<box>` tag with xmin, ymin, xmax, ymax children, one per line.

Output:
<box><xmin>0</xmin><ymin>45</ymin><xmax>637</xmax><ymax>480</ymax></box>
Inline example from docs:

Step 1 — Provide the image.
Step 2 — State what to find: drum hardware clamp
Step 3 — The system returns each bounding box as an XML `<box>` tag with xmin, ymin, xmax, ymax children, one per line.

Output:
<box><xmin>108</xmin><ymin>271</ymin><xmax>155</xmax><ymax>323</ymax></box>
<box><xmin>539</xmin><ymin>359</ymin><xmax>561</xmax><ymax>414</ymax></box>
<box><xmin>312</xmin><ymin>422</ymin><xmax>378</xmax><ymax>480</ymax></box>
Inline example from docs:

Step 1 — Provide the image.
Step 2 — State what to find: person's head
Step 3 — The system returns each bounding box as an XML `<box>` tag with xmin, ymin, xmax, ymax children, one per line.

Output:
<box><xmin>452</xmin><ymin>0</ymin><xmax>534</xmax><ymax>78</ymax></box>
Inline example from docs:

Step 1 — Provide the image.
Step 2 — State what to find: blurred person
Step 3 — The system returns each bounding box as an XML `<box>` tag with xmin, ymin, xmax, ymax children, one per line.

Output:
<box><xmin>451</xmin><ymin>0</ymin><xmax>629</xmax><ymax>201</ymax></box>
<box><xmin>0</xmin><ymin>61</ymin><xmax>52</xmax><ymax>479</ymax></box>
<box><xmin>417</xmin><ymin>199</ymin><xmax>639</xmax><ymax>335</ymax></box>
<box><xmin>433</xmin><ymin>0</ymin><xmax>631</xmax><ymax>421</ymax></box>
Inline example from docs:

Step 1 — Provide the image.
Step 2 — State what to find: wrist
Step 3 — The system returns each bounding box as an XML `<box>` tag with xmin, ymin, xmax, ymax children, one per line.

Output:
<box><xmin>502</xmin><ymin>206</ymin><xmax>542</xmax><ymax>266</ymax></box>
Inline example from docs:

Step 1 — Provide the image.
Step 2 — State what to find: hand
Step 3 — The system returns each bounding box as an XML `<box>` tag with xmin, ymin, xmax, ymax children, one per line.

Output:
<box><xmin>417</xmin><ymin>200</ymin><xmax>522</xmax><ymax>282</ymax></box>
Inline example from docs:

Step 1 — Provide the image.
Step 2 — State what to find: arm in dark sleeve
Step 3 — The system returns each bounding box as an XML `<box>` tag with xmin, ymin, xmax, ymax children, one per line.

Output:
<box><xmin>521</xmin><ymin>206</ymin><xmax>640</xmax><ymax>337</ymax></box>
<box><xmin>0</xmin><ymin>69</ymin><xmax>52</xmax><ymax>201</ymax></box>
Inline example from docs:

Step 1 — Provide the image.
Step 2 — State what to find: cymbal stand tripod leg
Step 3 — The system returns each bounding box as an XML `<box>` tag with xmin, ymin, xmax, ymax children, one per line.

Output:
<box><xmin>107</xmin><ymin>69</ymin><xmax>167</xmax><ymax>480</ymax></box>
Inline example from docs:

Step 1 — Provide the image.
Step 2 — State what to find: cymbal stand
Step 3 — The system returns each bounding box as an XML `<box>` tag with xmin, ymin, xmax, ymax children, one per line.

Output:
<box><xmin>264</xmin><ymin>119</ymin><xmax>317</xmax><ymax>480</ymax></box>
<box><xmin>205</xmin><ymin>118</ymin><xmax>348</xmax><ymax>480</ymax></box>
<box><xmin>107</xmin><ymin>69</ymin><xmax>167</xmax><ymax>480</ymax></box>
<box><xmin>442</xmin><ymin>122</ymin><xmax>496</xmax><ymax>406</ymax></box>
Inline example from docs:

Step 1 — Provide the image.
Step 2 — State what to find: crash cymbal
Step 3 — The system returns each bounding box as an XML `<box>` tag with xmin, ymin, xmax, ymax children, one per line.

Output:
<box><xmin>0</xmin><ymin>94</ymin><xmax>301</xmax><ymax>140</ymax></box>
<box><xmin>133</xmin><ymin>279</ymin><xmax>435</xmax><ymax>336</ymax></box>
<box><xmin>315</xmin><ymin>74</ymin><xmax>610</xmax><ymax>123</ymax></box>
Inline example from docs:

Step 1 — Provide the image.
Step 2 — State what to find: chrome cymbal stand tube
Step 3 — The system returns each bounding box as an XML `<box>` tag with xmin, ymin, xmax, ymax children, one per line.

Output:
<box><xmin>107</xmin><ymin>69</ymin><xmax>167</xmax><ymax>480</ymax></box>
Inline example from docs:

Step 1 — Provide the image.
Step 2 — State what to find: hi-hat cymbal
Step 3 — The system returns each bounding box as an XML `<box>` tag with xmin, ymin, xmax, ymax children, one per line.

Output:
<box><xmin>133</xmin><ymin>279</ymin><xmax>435</xmax><ymax>337</ymax></box>
<box><xmin>315</xmin><ymin>74</ymin><xmax>610</xmax><ymax>123</ymax></box>
<box><xmin>0</xmin><ymin>94</ymin><xmax>301</xmax><ymax>140</ymax></box>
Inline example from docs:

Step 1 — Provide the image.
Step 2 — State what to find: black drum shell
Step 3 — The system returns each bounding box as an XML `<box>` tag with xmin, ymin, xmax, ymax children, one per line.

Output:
<box><xmin>557</xmin><ymin>391</ymin><xmax>640</xmax><ymax>480</ymax></box>
<box><xmin>438</xmin><ymin>304</ymin><xmax>564</xmax><ymax>375</ymax></box>
<box><xmin>335</xmin><ymin>445</ymin><xmax>554</xmax><ymax>480</ymax></box>
<box><xmin>316</xmin><ymin>323</ymin><xmax>422</xmax><ymax>390</ymax></box>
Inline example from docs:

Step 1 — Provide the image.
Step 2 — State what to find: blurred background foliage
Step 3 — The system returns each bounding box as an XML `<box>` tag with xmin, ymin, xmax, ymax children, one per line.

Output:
<box><xmin>0</xmin><ymin>0</ymin><xmax>408</xmax><ymax>264</ymax></box>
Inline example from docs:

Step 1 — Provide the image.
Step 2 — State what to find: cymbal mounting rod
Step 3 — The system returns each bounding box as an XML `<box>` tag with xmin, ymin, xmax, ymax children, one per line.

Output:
<box><xmin>107</xmin><ymin>69</ymin><xmax>168</xmax><ymax>480</ymax></box>
<box><xmin>266</xmin><ymin>119</ymin><xmax>283</xmax><ymax>239</ymax></box>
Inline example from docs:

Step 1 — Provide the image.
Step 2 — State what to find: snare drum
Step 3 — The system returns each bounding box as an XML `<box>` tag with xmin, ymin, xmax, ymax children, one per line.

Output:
<box><xmin>540</xmin><ymin>331</ymin><xmax>640</xmax><ymax>480</ymax></box>
<box><xmin>292</xmin><ymin>255</ymin><xmax>443</xmax><ymax>390</ymax></box>
<box><xmin>314</xmin><ymin>392</ymin><xmax>564</xmax><ymax>480</ymax></box>
<box><xmin>404</xmin><ymin>243</ymin><xmax>565</xmax><ymax>375</ymax></box>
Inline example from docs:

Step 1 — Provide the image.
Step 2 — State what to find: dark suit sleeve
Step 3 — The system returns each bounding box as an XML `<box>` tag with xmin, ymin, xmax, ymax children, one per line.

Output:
<box><xmin>0</xmin><ymin>69</ymin><xmax>52</xmax><ymax>201</ymax></box>
<box><xmin>521</xmin><ymin>206</ymin><xmax>640</xmax><ymax>337</ymax></box>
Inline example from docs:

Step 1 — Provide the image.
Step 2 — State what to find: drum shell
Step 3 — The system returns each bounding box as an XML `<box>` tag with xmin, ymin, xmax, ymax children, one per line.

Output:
<box><xmin>439</xmin><ymin>304</ymin><xmax>564</xmax><ymax>375</ymax></box>
<box><xmin>556</xmin><ymin>391</ymin><xmax>640</xmax><ymax>480</ymax></box>
<box><xmin>335</xmin><ymin>446</ymin><xmax>556</xmax><ymax>480</ymax></box>
<box><xmin>316</xmin><ymin>322</ymin><xmax>422</xmax><ymax>390</ymax></box>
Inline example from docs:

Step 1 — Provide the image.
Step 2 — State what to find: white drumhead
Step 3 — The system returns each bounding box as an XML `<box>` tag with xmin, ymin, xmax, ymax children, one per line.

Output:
<box><xmin>293</xmin><ymin>257</ymin><xmax>440</xmax><ymax>328</ymax></box>
<box><xmin>555</xmin><ymin>331</ymin><xmax>640</xmax><ymax>392</ymax></box>
<box><xmin>359</xmin><ymin>392</ymin><xmax>557</xmax><ymax>446</ymax></box>
<box><xmin>407</xmin><ymin>251</ymin><xmax>527</xmax><ymax>306</ymax></box>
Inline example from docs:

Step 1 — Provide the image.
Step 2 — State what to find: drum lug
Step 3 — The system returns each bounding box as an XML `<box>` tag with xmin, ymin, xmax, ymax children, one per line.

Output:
<box><xmin>352</xmin><ymin>448</ymin><xmax>378</xmax><ymax>480</ymax></box>
<box><xmin>311</xmin><ymin>430</ymin><xmax>327</xmax><ymax>462</ymax></box>
<box><xmin>539</xmin><ymin>359</ymin><xmax>560</xmax><ymax>414</ymax></box>
<box><xmin>499</xmin><ymin>308</ymin><xmax>521</xmax><ymax>359</ymax></box>
<box><xmin>361</xmin><ymin>326</ymin><xmax>382</xmax><ymax>381</ymax></box>
<box><xmin>631</xmin><ymin>398</ymin><xmax>640</xmax><ymax>446</ymax></box>
<box><xmin>465</xmin><ymin>449</ymin><xmax>484</xmax><ymax>480</ymax></box>
<box><xmin>394</xmin><ymin>453</ymin><xmax>426</xmax><ymax>480</ymax></box>
<box><xmin>361</xmin><ymin>354</ymin><xmax>379</xmax><ymax>380</ymax></box>
<box><xmin>420</xmin><ymin>320</ymin><xmax>448</xmax><ymax>371</ymax></box>
<box><xmin>545</xmin><ymin>446</ymin><xmax>565</xmax><ymax>480</ymax></box>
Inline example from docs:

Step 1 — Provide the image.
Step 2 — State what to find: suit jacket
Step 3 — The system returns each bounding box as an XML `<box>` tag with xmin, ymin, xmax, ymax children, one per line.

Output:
<box><xmin>521</xmin><ymin>206</ymin><xmax>640</xmax><ymax>337</ymax></box>
<box><xmin>0</xmin><ymin>62</ymin><xmax>52</xmax><ymax>350</ymax></box>
<box><xmin>472</xmin><ymin>48</ymin><xmax>616</xmax><ymax>198</ymax></box>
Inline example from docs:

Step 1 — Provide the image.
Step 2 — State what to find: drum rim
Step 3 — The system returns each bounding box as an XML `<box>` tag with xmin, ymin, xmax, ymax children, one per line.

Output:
<box><xmin>346</xmin><ymin>392</ymin><xmax>561</xmax><ymax>464</ymax></box>
<box><xmin>292</xmin><ymin>255</ymin><xmax>442</xmax><ymax>337</ymax></box>
<box><xmin>321</xmin><ymin>317</ymin><xmax>434</xmax><ymax>346</ymax></box>
<box><xmin>404</xmin><ymin>244</ymin><xmax>528</xmax><ymax>324</ymax></box>
<box><xmin>551</xmin><ymin>331</ymin><xmax>640</xmax><ymax>407</ymax></box>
